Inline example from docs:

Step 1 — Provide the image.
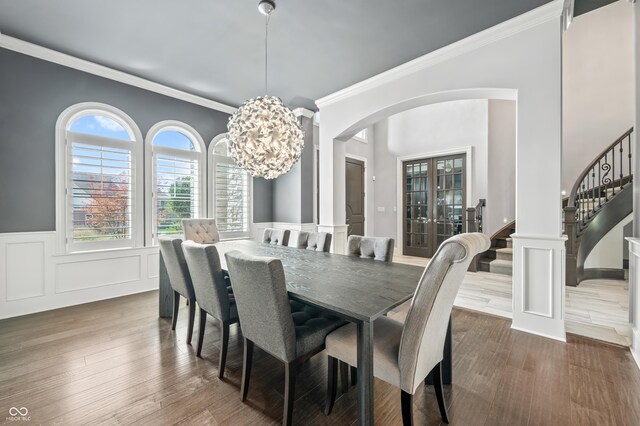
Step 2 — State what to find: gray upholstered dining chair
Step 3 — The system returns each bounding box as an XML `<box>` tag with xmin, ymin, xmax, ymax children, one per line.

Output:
<box><xmin>181</xmin><ymin>218</ymin><xmax>220</xmax><ymax>244</ymax></box>
<box><xmin>159</xmin><ymin>237</ymin><xmax>197</xmax><ymax>344</ymax></box>
<box><xmin>286</xmin><ymin>230</ymin><xmax>309</xmax><ymax>249</ymax></box>
<box><xmin>342</xmin><ymin>234</ymin><xmax>395</xmax><ymax>389</ymax></box>
<box><xmin>224</xmin><ymin>250</ymin><xmax>346</xmax><ymax>426</ymax></box>
<box><xmin>346</xmin><ymin>235</ymin><xmax>395</xmax><ymax>262</ymax></box>
<box><xmin>306</xmin><ymin>232</ymin><xmax>332</xmax><ymax>252</ymax></box>
<box><xmin>323</xmin><ymin>233</ymin><xmax>490</xmax><ymax>425</ymax></box>
<box><xmin>262</xmin><ymin>228</ymin><xmax>290</xmax><ymax>246</ymax></box>
<box><xmin>181</xmin><ymin>241</ymin><xmax>239</xmax><ymax>378</ymax></box>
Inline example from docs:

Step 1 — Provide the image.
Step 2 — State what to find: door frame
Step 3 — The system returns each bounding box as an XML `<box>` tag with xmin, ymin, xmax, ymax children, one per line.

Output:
<box><xmin>346</xmin><ymin>153</ymin><xmax>368</xmax><ymax>236</ymax></box>
<box><xmin>396</xmin><ymin>146</ymin><xmax>473</xmax><ymax>256</ymax></box>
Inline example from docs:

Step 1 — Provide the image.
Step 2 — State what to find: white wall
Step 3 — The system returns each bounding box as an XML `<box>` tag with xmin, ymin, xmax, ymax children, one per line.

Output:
<box><xmin>563</xmin><ymin>1</ymin><xmax>635</xmax><ymax>193</ymax></box>
<box><xmin>371</xmin><ymin>99</ymin><xmax>490</xmax><ymax>243</ymax></box>
<box><xmin>317</xmin><ymin>2</ymin><xmax>566</xmax><ymax>340</ymax></box>
<box><xmin>585</xmin><ymin>213</ymin><xmax>633</xmax><ymax>269</ymax></box>
<box><xmin>487</xmin><ymin>100</ymin><xmax>517</xmax><ymax>236</ymax></box>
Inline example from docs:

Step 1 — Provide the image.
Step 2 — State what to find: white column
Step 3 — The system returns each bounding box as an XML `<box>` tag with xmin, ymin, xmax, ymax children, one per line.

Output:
<box><xmin>627</xmin><ymin>239</ymin><xmax>640</xmax><ymax>368</ymax></box>
<box><xmin>318</xmin><ymin>126</ymin><xmax>348</xmax><ymax>253</ymax></box>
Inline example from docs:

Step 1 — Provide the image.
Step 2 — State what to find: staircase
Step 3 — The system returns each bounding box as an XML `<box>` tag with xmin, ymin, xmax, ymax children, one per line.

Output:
<box><xmin>564</xmin><ymin>127</ymin><xmax>634</xmax><ymax>286</ymax></box>
<box><xmin>478</xmin><ymin>222</ymin><xmax>515</xmax><ymax>276</ymax></box>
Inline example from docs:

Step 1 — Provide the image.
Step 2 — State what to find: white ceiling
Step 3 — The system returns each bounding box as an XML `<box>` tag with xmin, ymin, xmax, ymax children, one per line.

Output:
<box><xmin>0</xmin><ymin>0</ymin><xmax>552</xmax><ymax>110</ymax></box>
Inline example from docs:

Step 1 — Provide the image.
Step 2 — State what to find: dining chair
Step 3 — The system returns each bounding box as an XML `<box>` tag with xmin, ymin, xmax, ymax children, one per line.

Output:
<box><xmin>262</xmin><ymin>228</ymin><xmax>290</xmax><ymax>246</ymax></box>
<box><xmin>181</xmin><ymin>241</ymin><xmax>239</xmax><ymax>378</ymax></box>
<box><xmin>306</xmin><ymin>232</ymin><xmax>332</xmax><ymax>252</ymax></box>
<box><xmin>324</xmin><ymin>233</ymin><xmax>490</xmax><ymax>425</ymax></box>
<box><xmin>346</xmin><ymin>235</ymin><xmax>395</xmax><ymax>262</ymax></box>
<box><xmin>287</xmin><ymin>230</ymin><xmax>309</xmax><ymax>249</ymax></box>
<box><xmin>342</xmin><ymin>234</ymin><xmax>395</xmax><ymax>388</ymax></box>
<box><xmin>159</xmin><ymin>237</ymin><xmax>197</xmax><ymax>344</ymax></box>
<box><xmin>182</xmin><ymin>218</ymin><xmax>220</xmax><ymax>244</ymax></box>
<box><xmin>224</xmin><ymin>250</ymin><xmax>346</xmax><ymax>426</ymax></box>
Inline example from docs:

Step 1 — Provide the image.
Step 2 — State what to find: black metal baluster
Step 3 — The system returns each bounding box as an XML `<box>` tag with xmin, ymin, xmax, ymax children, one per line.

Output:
<box><xmin>629</xmin><ymin>135</ymin><xmax>633</xmax><ymax>183</ymax></box>
<box><xmin>598</xmin><ymin>159</ymin><xmax>602</xmax><ymax>208</ymax></box>
<box><xmin>620</xmin><ymin>141</ymin><xmax>624</xmax><ymax>189</ymax></box>
<box><xmin>612</xmin><ymin>147</ymin><xmax>616</xmax><ymax>196</ymax></box>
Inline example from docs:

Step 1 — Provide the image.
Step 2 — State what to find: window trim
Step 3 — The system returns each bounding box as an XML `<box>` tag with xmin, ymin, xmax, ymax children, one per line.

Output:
<box><xmin>145</xmin><ymin>120</ymin><xmax>207</xmax><ymax>246</ymax></box>
<box><xmin>207</xmin><ymin>134</ymin><xmax>253</xmax><ymax>239</ymax></box>
<box><xmin>55</xmin><ymin>102</ymin><xmax>144</xmax><ymax>254</ymax></box>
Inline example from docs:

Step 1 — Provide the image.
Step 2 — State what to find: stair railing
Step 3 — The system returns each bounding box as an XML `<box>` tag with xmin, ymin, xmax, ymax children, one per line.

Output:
<box><xmin>466</xmin><ymin>199</ymin><xmax>486</xmax><ymax>273</ymax></box>
<box><xmin>564</xmin><ymin>127</ymin><xmax>634</xmax><ymax>286</ymax></box>
<box><xmin>466</xmin><ymin>199</ymin><xmax>486</xmax><ymax>233</ymax></box>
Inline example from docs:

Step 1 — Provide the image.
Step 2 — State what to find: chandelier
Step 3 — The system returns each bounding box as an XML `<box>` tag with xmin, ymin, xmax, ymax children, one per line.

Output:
<box><xmin>227</xmin><ymin>0</ymin><xmax>304</xmax><ymax>180</ymax></box>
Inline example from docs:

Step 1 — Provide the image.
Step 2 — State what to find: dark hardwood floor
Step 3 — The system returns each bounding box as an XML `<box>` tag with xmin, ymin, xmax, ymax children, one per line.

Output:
<box><xmin>1</xmin><ymin>291</ymin><xmax>639</xmax><ymax>425</ymax></box>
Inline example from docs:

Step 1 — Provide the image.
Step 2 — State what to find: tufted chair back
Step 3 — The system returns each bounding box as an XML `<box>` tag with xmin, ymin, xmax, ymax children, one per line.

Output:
<box><xmin>181</xmin><ymin>241</ymin><xmax>232</xmax><ymax>321</ymax></box>
<box><xmin>262</xmin><ymin>228</ymin><xmax>290</xmax><ymax>246</ymax></box>
<box><xmin>346</xmin><ymin>235</ymin><xmax>395</xmax><ymax>262</ymax></box>
<box><xmin>287</xmin><ymin>230</ymin><xmax>309</xmax><ymax>249</ymax></box>
<box><xmin>306</xmin><ymin>232</ymin><xmax>332</xmax><ymax>252</ymax></box>
<box><xmin>181</xmin><ymin>218</ymin><xmax>220</xmax><ymax>244</ymax></box>
<box><xmin>398</xmin><ymin>233</ymin><xmax>490</xmax><ymax>394</ymax></box>
<box><xmin>159</xmin><ymin>237</ymin><xmax>195</xmax><ymax>300</ymax></box>
<box><xmin>225</xmin><ymin>250</ymin><xmax>298</xmax><ymax>362</ymax></box>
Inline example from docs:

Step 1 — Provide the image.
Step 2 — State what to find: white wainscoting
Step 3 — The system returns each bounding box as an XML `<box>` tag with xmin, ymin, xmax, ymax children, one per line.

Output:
<box><xmin>251</xmin><ymin>222</ymin><xmax>318</xmax><ymax>242</ymax></box>
<box><xmin>0</xmin><ymin>231</ymin><xmax>159</xmax><ymax>320</ymax></box>
<box><xmin>627</xmin><ymin>238</ymin><xmax>640</xmax><ymax>370</ymax></box>
<box><xmin>511</xmin><ymin>234</ymin><xmax>567</xmax><ymax>341</ymax></box>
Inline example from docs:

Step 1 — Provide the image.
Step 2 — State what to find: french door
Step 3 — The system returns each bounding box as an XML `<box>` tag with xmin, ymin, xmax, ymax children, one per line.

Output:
<box><xmin>403</xmin><ymin>154</ymin><xmax>466</xmax><ymax>257</ymax></box>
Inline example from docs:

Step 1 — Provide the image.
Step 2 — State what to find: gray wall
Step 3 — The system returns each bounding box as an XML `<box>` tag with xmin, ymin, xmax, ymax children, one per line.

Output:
<box><xmin>0</xmin><ymin>48</ymin><xmax>275</xmax><ymax>232</ymax></box>
<box><xmin>271</xmin><ymin>114</ymin><xmax>315</xmax><ymax>224</ymax></box>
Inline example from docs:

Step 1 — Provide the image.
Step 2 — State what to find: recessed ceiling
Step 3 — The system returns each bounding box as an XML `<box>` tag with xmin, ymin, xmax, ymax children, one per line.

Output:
<box><xmin>0</xmin><ymin>0</ymin><xmax>553</xmax><ymax>110</ymax></box>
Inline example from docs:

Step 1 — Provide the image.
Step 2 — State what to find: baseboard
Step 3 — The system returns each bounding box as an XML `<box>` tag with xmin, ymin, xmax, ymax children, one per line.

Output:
<box><xmin>581</xmin><ymin>268</ymin><xmax>626</xmax><ymax>281</ymax></box>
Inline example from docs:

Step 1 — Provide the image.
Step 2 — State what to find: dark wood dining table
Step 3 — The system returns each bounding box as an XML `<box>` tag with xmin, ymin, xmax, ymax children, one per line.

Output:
<box><xmin>158</xmin><ymin>239</ymin><xmax>452</xmax><ymax>425</ymax></box>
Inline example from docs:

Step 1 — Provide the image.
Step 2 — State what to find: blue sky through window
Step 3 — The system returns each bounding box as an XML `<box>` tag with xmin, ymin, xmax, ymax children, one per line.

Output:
<box><xmin>153</xmin><ymin>130</ymin><xmax>196</xmax><ymax>151</ymax></box>
<box><xmin>69</xmin><ymin>115</ymin><xmax>132</xmax><ymax>140</ymax></box>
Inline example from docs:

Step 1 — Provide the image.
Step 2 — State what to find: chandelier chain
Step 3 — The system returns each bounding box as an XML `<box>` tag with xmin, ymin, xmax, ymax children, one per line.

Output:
<box><xmin>265</xmin><ymin>14</ymin><xmax>271</xmax><ymax>95</ymax></box>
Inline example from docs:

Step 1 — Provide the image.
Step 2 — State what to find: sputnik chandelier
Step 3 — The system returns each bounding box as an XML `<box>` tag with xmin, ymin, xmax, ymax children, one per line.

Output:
<box><xmin>227</xmin><ymin>0</ymin><xmax>304</xmax><ymax>180</ymax></box>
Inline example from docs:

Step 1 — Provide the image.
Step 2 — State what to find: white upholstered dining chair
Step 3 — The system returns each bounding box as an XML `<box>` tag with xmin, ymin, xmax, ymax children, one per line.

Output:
<box><xmin>181</xmin><ymin>218</ymin><xmax>220</xmax><ymax>244</ymax></box>
<box><xmin>324</xmin><ymin>232</ymin><xmax>490</xmax><ymax>425</ymax></box>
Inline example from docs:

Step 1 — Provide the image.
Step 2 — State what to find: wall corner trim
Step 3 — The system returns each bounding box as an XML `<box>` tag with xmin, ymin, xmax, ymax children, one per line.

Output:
<box><xmin>0</xmin><ymin>34</ymin><xmax>238</xmax><ymax>115</ymax></box>
<box><xmin>315</xmin><ymin>0</ymin><xmax>564</xmax><ymax>108</ymax></box>
<box><xmin>293</xmin><ymin>108</ymin><xmax>315</xmax><ymax>118</ymax></box>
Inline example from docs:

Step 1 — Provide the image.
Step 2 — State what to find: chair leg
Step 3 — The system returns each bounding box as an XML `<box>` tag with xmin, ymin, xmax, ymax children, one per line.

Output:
<box><xmin>401</xmin><ymin>390</ymin><xmax>414</xmax><ymax>426</ymax></box>
<box><xmin>339</xmin><ymin>361</ymin><xmax>349</xmax><ymax>393</ymax></box>
<box><xmin>218</xmin><ymin>320</ymin><xmax>230</xmax><ymax>379</ymax></box>
<box><xmin>350</xmin><ymin>366</ymin><xmax>357</xmax><ymax>386</ymax></box>
<box><xmin>241</xmin><ymin>338</ymin><xmax>254</xmax><ymax>402</ymax></box>
<box><xmin>171</xmin><ymin>291</ymin><xmax>180</xmax><ymax>331</ymax></box>
<box><xmin>196</xmin><ymin>309</ymin><xmax>207</xmax><ymax>357</ymax></box>
<box><xmin>186</xmin><ymin>297</ymin><xmax>196</xmax><ymax>345</ymax></box>
<box><xmin>433</xmin><ymin>362</ymin><xmax>450</xmax><ymax>423</ymax></box>
<box><xmin>324</xmin><ymin>356</ymin><xmax>338</xmax><ymax>416</ymax></box>
<box><xmin>283</xmin><ymin>361</ymin><xmax>299</xmax><ymax>426</ymax></box>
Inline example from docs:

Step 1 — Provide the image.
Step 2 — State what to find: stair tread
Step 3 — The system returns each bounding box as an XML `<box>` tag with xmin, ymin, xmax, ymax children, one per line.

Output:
<box><xmin>488</xmin><ymin>259</ymin><xmax>513</xmax><ymax>266</ymax></box>
<box><xmin>495</xmin><ymin>247</ymin><xmax>513</xmax><ymax>254</ymax></box>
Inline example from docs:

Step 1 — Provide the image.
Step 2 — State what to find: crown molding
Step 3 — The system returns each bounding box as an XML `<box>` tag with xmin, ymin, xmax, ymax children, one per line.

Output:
<box><xmin>0</xmin><ymin>33</ymin><xmax>237</xmax><ymax>115</ymax></box>
<box><xmin>292</xmin><ymin>107</ymin><xmax>315</xmax><ymax>118</ymax></box>
<box><xmin>315</xmin><ymin>0</ymin><xmax>565</xmax><ymax>108</ymax></box>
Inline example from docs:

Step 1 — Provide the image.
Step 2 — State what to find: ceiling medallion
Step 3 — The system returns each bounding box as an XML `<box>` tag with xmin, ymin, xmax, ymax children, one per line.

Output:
<box><xmin>227</xmin><ymin>0</ymin><xmax>304</xmax><ymax>180</ymax></box>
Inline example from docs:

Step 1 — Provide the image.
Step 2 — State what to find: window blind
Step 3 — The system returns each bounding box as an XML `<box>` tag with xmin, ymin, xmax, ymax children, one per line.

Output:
<box><xmin>215</xmin><ymin>162</ymin><xmax>249</xmax><ymax>233</ymax></box>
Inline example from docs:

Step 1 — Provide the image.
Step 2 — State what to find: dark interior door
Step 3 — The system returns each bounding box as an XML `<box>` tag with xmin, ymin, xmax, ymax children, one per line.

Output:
<box><xmin>346</xmin><ymin>158</ymin><xmax>365</xmax><ymax>236</ymax></box>
<box><xmin>403</xmin><ymin>154</ymin><xmax>465</xmax><ymax>257</ymax></box>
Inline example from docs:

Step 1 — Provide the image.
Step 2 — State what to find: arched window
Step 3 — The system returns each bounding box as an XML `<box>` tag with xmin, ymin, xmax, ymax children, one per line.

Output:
<box><xmin>56</xmin><ymin>103</ymin><xmax>144</xmax><ymax>253</ymax></box>
<box><xmin>146</xmin><ymin>121</ymin><xmax>206</xmax><ymax>245</ymax></box>
<box><xmin>208</xmin><ymin>134</ymin><xmax>251</xmax><ymax>238</ymax></box>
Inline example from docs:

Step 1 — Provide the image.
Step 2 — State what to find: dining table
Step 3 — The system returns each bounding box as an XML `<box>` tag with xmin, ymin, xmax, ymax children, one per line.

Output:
<box><xmin>158</xmin><ymin>239</ymin><xmax>452</xmax><ymax>425</ymax></box>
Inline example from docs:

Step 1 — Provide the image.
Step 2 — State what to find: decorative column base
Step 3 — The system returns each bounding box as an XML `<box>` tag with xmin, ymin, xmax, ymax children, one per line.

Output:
<box><xmin>318</xmin><ymin>225</ymin><xmax>349</xmax><ymax>254</ymax></box>
<box><xmin>511</xmin><ymin>234</ymin><xmax>567</xmax><ymax>342</ymax></box>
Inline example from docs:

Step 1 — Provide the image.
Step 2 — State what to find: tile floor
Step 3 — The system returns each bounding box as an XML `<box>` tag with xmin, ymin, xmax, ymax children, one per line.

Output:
<box><xmin>393</xmin><ymin>254</ymin><xmax>631</xmax><ymax>346</ymax></box>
